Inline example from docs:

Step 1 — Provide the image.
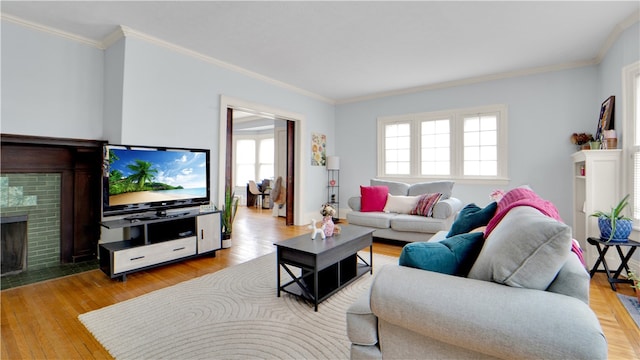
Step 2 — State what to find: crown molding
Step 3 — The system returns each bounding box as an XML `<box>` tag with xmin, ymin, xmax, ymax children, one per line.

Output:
<box><xmin>335</xmin><ymin>10</ymin><xmax>640</xmax><ymax>104</ymax></box>
<box><xmin>337</xmin><ymin>59</ymin><xmax>598</xmax><ymax>104</ymax></box>
<box><xmin>596</xmin><ymin>10</ymin><xmax>640</xmax><ymax>63</ymax></box>
<box><xmin>1</xmin><ymin>13</ymin><xmax>104</xmax><ymax>49</ymax></box>
<box><xmin>1</xmin><ymin>13</ymin><xmax>334</xmax><ymax>105</ymax></box>
<box><xmin>116</xmin><ymin>26</ymin><xmax>335</xmax><ymax>104</ymax></box>
<box><xmin>3</xmin><ymin>9</ymin><xmax>638</xmax><ymax>106</ymax></box>
<box><xmin>101</xmin><ymin>26</ymin><xmax>126</xmax><ymax>49</ymax></box>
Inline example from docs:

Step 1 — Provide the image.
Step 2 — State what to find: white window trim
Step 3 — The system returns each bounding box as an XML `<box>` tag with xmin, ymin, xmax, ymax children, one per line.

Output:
<box><xmin>622</xmin><ymin>61</ymin><xmax>640</xmax><ymax>227</ymax></box>
<box><xmin>377</xmin><ymin>104</ymin><xmax>509</xmax><ymax>184</ymax></box>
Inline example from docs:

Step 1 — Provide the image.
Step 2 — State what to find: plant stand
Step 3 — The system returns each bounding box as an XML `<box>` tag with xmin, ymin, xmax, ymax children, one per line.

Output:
<box><xmin>327</xmin><ymin>169</ymin><xmax>339</xmax><ymax>220</ymax></box>
<box><xmin>588</xmin><ymin>237</ymin><xmax>640</xmax><ymax>291</ymax></box>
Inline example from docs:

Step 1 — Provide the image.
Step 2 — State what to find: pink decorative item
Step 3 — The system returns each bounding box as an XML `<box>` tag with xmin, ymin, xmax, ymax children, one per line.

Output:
<box><xmin>323</xmin><ymin>216</ymin><xmax>335</xmax><ymax>237</ymax></box>
<box><xmin>330</xmin><ymin>179</ymin><xmax>336</xmax><ymax>186</ymax></box>
<box><xmin>489</xmin><ymin>189</ymin><xmax>505</xmax><ymax>202</ymax></box>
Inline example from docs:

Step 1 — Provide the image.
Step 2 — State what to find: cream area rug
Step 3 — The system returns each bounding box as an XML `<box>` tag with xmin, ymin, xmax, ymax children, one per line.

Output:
<box><xmin>79</xmin><ymin>251</ymin><xmax>396</xmax><ymax>359</ymax></box>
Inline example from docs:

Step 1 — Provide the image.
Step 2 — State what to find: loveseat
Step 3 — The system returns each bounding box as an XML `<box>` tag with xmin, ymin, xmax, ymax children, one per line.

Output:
<box><xmin>346</xmin><ymin>188</ymin><xmax>607</xmax><ymax>360</ymax></box>
<box><xmin>346</xmin><ymin>179</ymin><xmax>463</xmax><ymax>242</ymax></box>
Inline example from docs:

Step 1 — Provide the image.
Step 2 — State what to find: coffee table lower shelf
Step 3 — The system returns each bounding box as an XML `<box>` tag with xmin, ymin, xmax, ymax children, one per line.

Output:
<box><xmin>275</xmin><ymin>225</ymin><xmax>374</xmax><ymax>311</ymax></box>
<box><xmin>280</xmin><ymin>258</ymin><xmax>371</xmax><ymax>306</ymax></box>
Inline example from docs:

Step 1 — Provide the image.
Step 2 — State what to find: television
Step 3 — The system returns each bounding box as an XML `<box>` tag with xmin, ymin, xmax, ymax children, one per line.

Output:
<box><xmin>102</xmin><ymin>144</ymin><xmax>210</xmax><ymax>218</ymax></box>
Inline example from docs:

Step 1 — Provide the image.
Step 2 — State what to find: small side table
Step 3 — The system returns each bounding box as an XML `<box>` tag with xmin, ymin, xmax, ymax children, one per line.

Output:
<box><xmin>588</xmin><ymin>237</ymin><xmax>640</xmax><ymax>291</ymax></box>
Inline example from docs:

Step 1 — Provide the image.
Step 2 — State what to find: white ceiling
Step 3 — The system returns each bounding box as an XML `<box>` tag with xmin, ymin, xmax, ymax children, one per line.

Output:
<box><xmin>2</xmin><ymin>1</ymin><xmax>639</xmax><ymax>103</ymax></box>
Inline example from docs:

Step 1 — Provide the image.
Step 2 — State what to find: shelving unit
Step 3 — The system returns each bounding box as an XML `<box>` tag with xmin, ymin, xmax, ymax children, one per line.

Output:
<box><xmin>327</xmin><ymin>169</ymin><xmax>339</xmax><ymax>219</ymax></box>
<box><xmin>571</xmin><ymin>149</ymin><xmax>622</xmax><ymax>267</ymax></box>
<box><xmin>99</xmin><ymin>210</ymin><xmax>221</xmax><ymax>281</ymax></box>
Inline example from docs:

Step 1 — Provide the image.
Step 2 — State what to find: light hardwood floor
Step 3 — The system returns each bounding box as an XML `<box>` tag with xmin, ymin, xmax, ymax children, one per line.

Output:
<box><xmin>2</xmin><ymin>206</ymin><xmax>640</xmax><ymax>359</ymax></box>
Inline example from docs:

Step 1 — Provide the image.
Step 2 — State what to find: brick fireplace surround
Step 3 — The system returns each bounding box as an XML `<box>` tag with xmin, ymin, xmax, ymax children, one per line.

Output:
<box><xmin>0</xmin><ymin>134</ymin><xmax>104</xmax><ymax>274</ymax></box>
<box><xmin>1</xmin><ymin>174</ymin><xmax>61</xmax><ymax>273</ymax></box>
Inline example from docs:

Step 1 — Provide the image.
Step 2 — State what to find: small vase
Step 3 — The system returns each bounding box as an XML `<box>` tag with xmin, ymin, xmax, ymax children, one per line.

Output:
<box><xmin>589</xmin><ymin>141</ymin><xmax>601</xmax><ymax>150</ymax></box>
<box><xmin>323</xmin><ymin>216</ymin><xmax>335</xmax><ymax>237</ymax></box>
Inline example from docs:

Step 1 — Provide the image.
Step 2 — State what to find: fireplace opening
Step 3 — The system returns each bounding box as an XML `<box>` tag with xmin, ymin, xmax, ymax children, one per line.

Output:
<box><xmin>1</xmin><ymin>215</ymin><xmax>28</xmax><ymax>276</ymax></box>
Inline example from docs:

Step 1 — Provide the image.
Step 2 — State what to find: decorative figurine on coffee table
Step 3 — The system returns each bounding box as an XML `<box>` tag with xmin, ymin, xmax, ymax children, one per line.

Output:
<box><xmin>321</xmin><ymin>203</ymin><xmax>340</xmax><ymax>237</ymax></box>
<box><xmin>309</xmin><ymin>219</ymin><xmax>326</xmax><ymax>240</ymax></box>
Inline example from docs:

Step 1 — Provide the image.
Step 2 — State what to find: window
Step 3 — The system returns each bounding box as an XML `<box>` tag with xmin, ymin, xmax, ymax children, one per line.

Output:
<box><xmin>234</xmin><ymin>136</ymin><xmax>274</xmax><ymax>187</ymax></box>
<box><xmin>463</xmin><ymin>113</ymin><xmax>498</xmax><ymax>176</ymax></box>
<box><xmin>421</xmin><ymin>119</ymin><xmax>449</xmax><ymax>175</ymax></box>
<box><xmin>384</xmin><ymin>122</ymin><xmax>411</xmax><ymax>175</ymax></box>
<box><xmin>235</xmin><ymin>139</ymin><xmax>256</xmax><ymax>187</ymax></box>
<box><xmin>378</xmin><ymin>105</ymin><xmax>507</xmax><ymax>182</ymax></box>
<box><xmin>258</xmin><ymin>138</ymin><xmax>274</xmax><ymax>180</ymax></box>
<box><xmin>623</xmin><ymin>62</ymin><xmax>640</xmax><ymax>223</ymax></box>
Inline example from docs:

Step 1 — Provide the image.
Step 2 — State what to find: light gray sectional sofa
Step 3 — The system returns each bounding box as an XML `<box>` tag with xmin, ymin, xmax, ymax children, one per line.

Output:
<box><xmin>346</xmin><ymin>179</ymin><xmax>463</xmax><ymax>242</ymax></box>
<box><xmin>346</xmin><ymin>202</ymin><xmax>607</xmax><ymax>359</ymax></box>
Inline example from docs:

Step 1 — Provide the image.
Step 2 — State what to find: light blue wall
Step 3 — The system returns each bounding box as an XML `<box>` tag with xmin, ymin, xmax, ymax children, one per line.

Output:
<box><xmin>2</xmin><ymin>17</ymin><xmax>638</xmax><ymax>227</ymax></box>
<box><xmin>103</xmin><ymin>37</ymin><xmax>126</xmax><ymax>143</ymax></box>
<box><xmin>112</xmin><ymin>37</ymin><xmax>335</xmax><ymax>217</ymax></box>
<box><xmin>599</xmin><ymin>22</ymin><xmax>640</xmax><ymax>146</ymax></box>
<box><xmin>1</xmin><ymin>20</ymin><xmax>335</xmax><ymax>222</ymax></box>
<box><xmin>336</xmin><ymin>67</ymin><xmax>598</xmax><ymax>222</ymax></box>
<box><xmin>336</xmin><ymin>22</ymin><xmax>639</xmax><ymax>225</ymax></box>
<box><xmin>1</xmin><ymin>21</ymin><xmax>104</xmax><ymax>139</ymax></box>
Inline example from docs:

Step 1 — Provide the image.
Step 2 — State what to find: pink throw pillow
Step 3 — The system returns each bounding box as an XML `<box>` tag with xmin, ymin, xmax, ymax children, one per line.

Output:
<box><xmin>360</xmin><ymin>186</ymin><xmax>389</xmax><ymax>212</ymax></box>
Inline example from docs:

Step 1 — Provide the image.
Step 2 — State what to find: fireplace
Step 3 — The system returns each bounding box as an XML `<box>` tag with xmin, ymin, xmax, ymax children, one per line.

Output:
<box><xmin>0</xmin><ymin>174</ymin><xmax>61</xmax><ymax>271</ymax></box>
<box><xmin>1</xmin><ymin>215</ymin><xmax>28</xmax><ymax>275</ymax></box>
<box><xmin>1</xmin><ymin>134</ymin><xmax>104</xmax><ymax>265</ymax></box>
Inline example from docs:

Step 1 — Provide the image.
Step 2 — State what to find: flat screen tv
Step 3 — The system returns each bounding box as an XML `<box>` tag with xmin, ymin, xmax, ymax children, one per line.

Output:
<box><xmin>103</xmin><ymin>144</ymin><xmax>210</xmax><ymax>218</ymax></box>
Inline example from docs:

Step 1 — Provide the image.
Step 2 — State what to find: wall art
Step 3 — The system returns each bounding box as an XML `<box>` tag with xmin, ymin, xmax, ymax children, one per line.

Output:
<box><xmin>311</xmin><ymin>132</ymin><xmax>326</xmax><ymax>166</ymax></box>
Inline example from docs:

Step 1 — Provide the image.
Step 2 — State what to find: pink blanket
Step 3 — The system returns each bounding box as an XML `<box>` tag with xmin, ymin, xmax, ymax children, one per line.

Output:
<box><xmin>484</xmin><ymin>188</ymin><xmax>585</xmax><ymax>266</ymax></box>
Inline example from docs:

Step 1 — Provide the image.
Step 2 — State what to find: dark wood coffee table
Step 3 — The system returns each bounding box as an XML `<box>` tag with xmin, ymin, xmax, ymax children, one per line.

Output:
<box><xmin>274</xmin><ymin>225</ymin><xmax>374</xmax><ymax>311</ymax></box>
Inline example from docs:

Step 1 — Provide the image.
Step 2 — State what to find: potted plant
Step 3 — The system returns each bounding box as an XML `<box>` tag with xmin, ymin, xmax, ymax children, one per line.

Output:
<box><xmin>570</xmin><ymin>132</ymin><xmax>594</xmax><ymax>150</ymax></box>
<box><xmin>591</xmin><ymin>194</ymin><xmax>633</xmax><ymax>242</ymax></box>
<box><xmin>627</xmin><ymin>270</ymin><xmax>640</xmax><ymax>302</ymax></box>
<box><xmin>220</xmin><ymin>188</ymin><xmax>238</xmax><ymax>248</ymax></box>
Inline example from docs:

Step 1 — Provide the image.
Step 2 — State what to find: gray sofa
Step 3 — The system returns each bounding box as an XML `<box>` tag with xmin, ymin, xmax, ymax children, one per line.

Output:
<box><xmin>346</xmin><ymin>179</ymin><xmax>463</xmax><ymax>242</ymax></box>
<box><xmin>346</xmin><ymin>206</ymin><xmax>607</xmax><ymax>359</ymax></box>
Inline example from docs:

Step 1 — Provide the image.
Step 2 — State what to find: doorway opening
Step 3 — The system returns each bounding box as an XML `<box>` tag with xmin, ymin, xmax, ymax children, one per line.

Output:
<box><xmin>218</xmin><ymin>96</ymin><xmax>303</xmax><ymax>226</ymax></box>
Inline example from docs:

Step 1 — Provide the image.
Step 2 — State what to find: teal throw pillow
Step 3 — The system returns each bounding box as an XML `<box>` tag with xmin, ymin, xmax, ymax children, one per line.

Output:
<box><xmin>398</xmin><ymin>232</ymin><xmax>485</xmax><ymax>276</ymax></box>
<box><xmin>446</xmin><ymin>202</ymin><xmax>498</xmax><ymax>237</ymax></box>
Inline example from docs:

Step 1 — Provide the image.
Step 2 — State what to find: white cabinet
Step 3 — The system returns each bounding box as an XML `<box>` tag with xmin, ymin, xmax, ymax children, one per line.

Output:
<box><xmin>99</xmin><ymin>210</ymin><xmax>221</xmax><ymax>280</ymax></box>
<box><xmin>572</xmin><ymin>150</ymin><xmax>622</xmax><ymax>267</ymax></box>
<box><xmin>197</xmin><ymin>213</ymin><xmax>221</xmax><ymax>254</ymax></box>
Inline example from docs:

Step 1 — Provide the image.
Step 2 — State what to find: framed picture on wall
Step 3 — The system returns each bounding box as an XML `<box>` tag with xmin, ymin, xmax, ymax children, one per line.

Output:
<box><xmin>311</xmin><ymin>132</ymin><xmax>326</xmax><ymax>166</ymax></box>
<box><xmin>595</xmin><ymin>96</ymin><xmax>615</xmax><ymax>141</ymax></box>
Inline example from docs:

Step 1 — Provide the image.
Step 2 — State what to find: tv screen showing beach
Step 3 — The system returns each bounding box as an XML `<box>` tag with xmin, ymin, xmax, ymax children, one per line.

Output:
<box><xmin>107</xmin><ymin>147</ymin><xmax>208</xmax><ymax>207</ymax></box>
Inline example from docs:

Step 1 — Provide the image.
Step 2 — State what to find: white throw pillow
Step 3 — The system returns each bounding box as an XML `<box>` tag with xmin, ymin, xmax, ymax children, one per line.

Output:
<box><xmin>383</xmin><ymin>194</ymin><xmax>419</xmax><ymax>214</ymax></box>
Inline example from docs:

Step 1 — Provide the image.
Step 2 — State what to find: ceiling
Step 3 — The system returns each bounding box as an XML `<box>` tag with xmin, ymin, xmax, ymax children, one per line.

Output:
<box><xmin>2</xmin><ymin>1</ymin><xmax>639</xmax><ymax>103</ymax></box>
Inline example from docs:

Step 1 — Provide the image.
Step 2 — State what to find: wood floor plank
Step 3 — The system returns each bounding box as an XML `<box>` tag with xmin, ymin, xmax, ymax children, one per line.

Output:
<box><xmin>1</xmin><ymin>206</ymin><xmax>639</xmax><ymax>359</ymax></box>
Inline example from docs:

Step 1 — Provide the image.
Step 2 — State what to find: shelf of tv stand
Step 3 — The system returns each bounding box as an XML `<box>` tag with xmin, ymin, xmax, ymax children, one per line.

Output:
<box><xmin>100</xmin><ymin>209</ymin><xmax>200</xmax><ymax>229</ymax></box>
<box><xmin>99</xmin><ymin>209</ymin><xmax>221</xmax><ymax>281</ymax></box>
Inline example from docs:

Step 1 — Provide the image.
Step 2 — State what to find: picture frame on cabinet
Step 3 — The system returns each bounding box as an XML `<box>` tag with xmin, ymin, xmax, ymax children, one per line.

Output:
<box><xmin>595</xmin><ymin>96</ymin><xmax>615</xmax><ymax>142</ymax></box>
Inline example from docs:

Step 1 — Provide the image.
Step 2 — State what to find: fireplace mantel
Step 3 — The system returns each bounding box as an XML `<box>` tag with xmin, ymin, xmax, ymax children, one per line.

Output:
<box><xmin>1</xmin><ymin>134</ymin><xmax>105</xmax><ymax>263</ymax></box>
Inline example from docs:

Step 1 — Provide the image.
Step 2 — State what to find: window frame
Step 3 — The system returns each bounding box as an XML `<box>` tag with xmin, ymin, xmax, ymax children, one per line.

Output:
<box><xmin>377</xmin><ymin>104</ymin><xmax>509</xmax><ymax>184</ymax></box>
<box><xmin>622</xmin><ymin>61</ymin><xmax>640</xmax><ymax>226</ymax></box>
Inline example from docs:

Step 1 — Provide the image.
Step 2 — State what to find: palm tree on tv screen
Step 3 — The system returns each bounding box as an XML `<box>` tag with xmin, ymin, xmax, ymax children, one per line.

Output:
<box><xmin>127</xmin><ymin>160</ymin><xmax>158</xmax><ymax>190</ymax></box>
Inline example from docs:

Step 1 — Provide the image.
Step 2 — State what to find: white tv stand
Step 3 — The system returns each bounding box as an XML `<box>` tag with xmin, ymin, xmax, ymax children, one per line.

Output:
<box><xmin>99</xmin><ymin>209</ymin><xmax>221</xmax><ymax>281</ymax></box>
